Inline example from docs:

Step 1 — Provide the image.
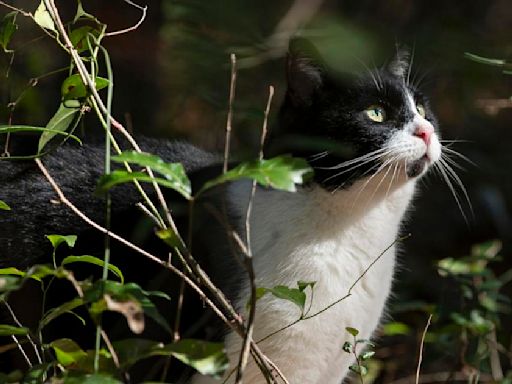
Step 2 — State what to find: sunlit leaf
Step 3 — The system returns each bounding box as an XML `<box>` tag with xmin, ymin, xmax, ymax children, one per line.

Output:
<box><xmin>50</xmin><ymin>338</ymin><xmax>87</xmax><ymax>367</ymax></box>
<box><xmin>38</xmin><ymin>101</ymin><xmax>81</xmax><ymax>152</ymax></box>
<box><xmin>97</xmin><ymin>170</ymin><xmax>191</xmax><ymax>199</ymax></box>
<box><xmin>0</xmin><ymin>200</ymin><xmax>11</xmax><ymax>210</ymax></box>
<box><xmin>0</xmin><ymin>12</ymin><xmax>17</xmax><ymax>53</ymax></box>
<box><xmin>156</xmin><ymin>227</ymin><xmax>183</xmax><ymax>250</ymax></box>
<box><xmin>349</xmin><ymin>364</ymin><xmax>368</xmax><ymax>376</ymax></box>
<box><xmin>0</xmin><ymin>267</ymin><xmax>24</xmax><ymax>277</ymax></box>
<box><xmin>111</xmin><ymin>151</ymin><xmax>192</xmax><ymax>199</ymax></box>
<box><xmin>0</xmin><ymin>276</ymin><xmax>22</xmax><ymax>298</ymax></box>
<box><xmin>62</xmin><ymin>255</ymin><xmax>124</xmax><ymax>283</ymax></box>
<box><xmin>266</xmin><ymin>285</ymin><xmax>306</xmax><ymax>312</ymax></box>
<box><xmin>360</xmin><ymin>351</ymin><xmax>375</xmax><ymax>360</ymax></box>
<box><xmin>61</xmin><ymin>74</ymin><xmax>110</xmax><ymax>100</ymax></box>
<box><xmin>150</xmin><ymin>339</ymin><xmax>228</xmax><ymax>377</ymax></box>
<box><xmin>342</xmin><ymin>341</ymin><xmax>352</xmax><ymax>353</ymax></box>
<box><xmin>199</xmin><ymin>155</ymin><xmax>313</xmax><ymax>194</ymax></box>
<box><xmin>46</xmin><ymin>234</ymin><xmax>77</xmax><ymax>251</ymax></box>
<box><xmin>34</xmin><ymin>1</ymin><xmax>56</xmax><ymax>32</ymax></box>
<box><xmin>0</xmin><ymin>324</ymin><xmax>29</xmax><ymax>336</ymax></box>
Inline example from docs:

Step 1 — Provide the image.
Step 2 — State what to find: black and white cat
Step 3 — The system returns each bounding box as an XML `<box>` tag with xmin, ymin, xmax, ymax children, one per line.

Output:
<box><xmin>1</xmin><ymin>39</ymin><xmax>442</xmax><ymax>384</ymax></box>
<box><xmin>191</xmin><ymin>41</ymin><xmax>441</xmax><ymax>383</ymax></box>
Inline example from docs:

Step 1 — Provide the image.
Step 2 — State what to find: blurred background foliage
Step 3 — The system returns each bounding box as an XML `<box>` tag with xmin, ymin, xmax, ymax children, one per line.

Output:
<box><xmin>1</xmin><ymin>0</ymin><xmax>512</xmax><ymax>382</ymax></box>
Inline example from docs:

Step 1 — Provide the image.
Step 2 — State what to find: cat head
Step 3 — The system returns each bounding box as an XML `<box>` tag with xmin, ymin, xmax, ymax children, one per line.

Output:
<box><xmin>276</xmin><ymin>38</ymin><xmax>442</xmax><ymax>191</ymax></box>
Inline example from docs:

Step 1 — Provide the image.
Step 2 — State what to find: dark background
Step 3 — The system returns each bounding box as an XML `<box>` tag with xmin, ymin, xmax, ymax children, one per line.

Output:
<box><xmin>1</xmin><ymin>0</ymin><xmax>511</xmax><ymax>382</ymax></box>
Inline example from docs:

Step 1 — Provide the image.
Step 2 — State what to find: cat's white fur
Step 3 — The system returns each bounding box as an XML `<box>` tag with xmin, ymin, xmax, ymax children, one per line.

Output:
<box><xmin>192</xmin><ymin>96</ymin><xmax>441</xmax><ymax>384</ymax></box>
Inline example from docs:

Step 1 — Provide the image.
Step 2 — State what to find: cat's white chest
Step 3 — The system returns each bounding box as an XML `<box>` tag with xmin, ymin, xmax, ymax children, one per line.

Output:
<box><xmin>192</xmin><ymin>179</ymin><xmax>415</xmax><ymax>384</ymax></box>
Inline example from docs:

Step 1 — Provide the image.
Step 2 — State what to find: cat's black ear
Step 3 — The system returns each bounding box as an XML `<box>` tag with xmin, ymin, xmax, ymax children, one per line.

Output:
<box><xmin>286</xmin><ymin>38</ymin><xmax>326</xmax><ymax>106</ymax></box>
<box><xmin>387</xmin><ymin>48</ymin><xmax>410</xmax><ymax>78</ymax></box>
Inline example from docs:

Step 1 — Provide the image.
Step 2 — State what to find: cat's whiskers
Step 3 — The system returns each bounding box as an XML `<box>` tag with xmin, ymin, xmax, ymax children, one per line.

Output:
<box><xmin>439</xmin><ymin>157</ymin><xmax>473</xmax><ymax>215</ymax></box>
<box><xmin>385</xmin><ymin>162</ymin><xmax>401</xmax><ymax>200</ymax></box>
<box><xmin>316</xmin><ymin>147</ymin><xmax>388</xmax><ymax>170</ymax></box>
<box><xmin>308</xmin><ymin>151</ymin><xmax>329</xmax><ymax>162</ymax></box>
<box><xmin>441</xmin><ymin>146</ymin><xmax>476</xmax><ymax>166</ymax></box>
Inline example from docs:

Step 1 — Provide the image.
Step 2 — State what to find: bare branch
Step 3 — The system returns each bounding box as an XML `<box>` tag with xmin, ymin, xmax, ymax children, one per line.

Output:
<box><xmin>105</xmin><ymin>0</ymin><xmax>148</xmax><ymax>37</ymax></box>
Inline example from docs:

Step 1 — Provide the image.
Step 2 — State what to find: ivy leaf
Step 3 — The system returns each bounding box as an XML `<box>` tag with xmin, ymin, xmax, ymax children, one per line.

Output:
<box><xmin>97</xmin><ymin>170</ymin><xmax>191</xmax><ymax>200</ymax></box>
<box><xmin>266</xmin><ymin>285</ymin><xmax>306</xmax><ymax>312</ymax></box>
<box><xmin>346</xmin><ymin>327</ymin><xmax>359</xmax><ymax>337</ymax></box>
<box><xmin>34</xmin><ymin>0</ymin><xmax>56</xmax><ymax>32</ymax></box>
<box><xmin>38</xmin><ymin>101</ymin><xmax>81</xmax><ymax>153</ymax></box>
<box><xmin>111</xmin><ymin>151</ymin><xmax>192</xmax><ymax>199</ymax></box>
<box><xmin>61</xmin><ymin>74</ymin><xmax>110</xmax><ymax>100</ymax></box>
<box><xmin>199</xmin><ymin>155</ymin><xmax>313</xmax><ymax>194</ymax></box>
<box><xmin>0</xmin><ymin>200</ymin><xmax>11</xmax><ymax>210</ymax></box>
<box><xmin>0</xmin><ymin>12</ymin><xmax>17</xmax><ymax>53</ymax></box>
<box><xmin>0</xmin><ymin>324</ymin><xmax>29</xmax><ymax>336</ymax></box>
<box><xmin>62</xmin><ymin>255</ymin><xmax>124</xmax><ymax>283</ymax></box>
<box><xmin>50</xmin><ymin>338</ymin><xmax>88</xmax><ymax>367</ymax></box>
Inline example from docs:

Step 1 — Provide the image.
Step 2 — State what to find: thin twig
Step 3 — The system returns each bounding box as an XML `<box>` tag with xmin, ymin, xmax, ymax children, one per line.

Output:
<box><xmin>258</xmin><ymin>234</ymin><xmax>411</xmax><ymax>344</ymax></box>
<box><xmin>224</xmin><ymin>53</ymin><xmax>237</xmax><ymax>173</ymax></box>
<box><xmin>105</xmin><ymin>0</ymin><xmax>148</xmax><ymax>37</ymax></box>
<box><xmin>11</xmin><ymin>335</ymin><xmax>31</xmax><ymax>368</ymax></box>
<box><xmin>416</xmin><ymin>314</ymin><xmax>432</xmax><ymax>384</ymax></box>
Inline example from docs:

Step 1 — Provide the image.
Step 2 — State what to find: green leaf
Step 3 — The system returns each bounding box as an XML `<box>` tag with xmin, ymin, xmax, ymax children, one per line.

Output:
<box><xmin>70</xmin><ymin>26</ymin><xmax>100</xmax><ymax>54</ymax></box>
<box><xmin>0</xmin><ymin>276</ymin><xmax>23</xmax><ymax>298</ymax></box>
<box><xmin>62</xmin><ymin>374</ymin><xmax>122</xmax><ymax>384</ymax></box>
<box><xmin>40</xmin><ymin>297</ymin><xmax>84</xmax><ymax>329</ymax></box>
<box><xmin>34</xmin><ymin>1</ymin><xmax>56</xmax><ymax>32</ymax></box>
<box><xmin>61</xmin><ymin>74</ymin><xmax>110</xmax><ymax>100</ymax></box>
<box><xmin>38</xmin><ymin>101</ymin><xmax>81</xmax><ymax>153</ymax></box>
<box><xmin>50</xmin><ymin>338</ymin><xmax>88</xmax><ymax>367</ymax></box>
<box><xmin>471</xmin><ymin>240</ymin><xmax>501</xmax><ymax>260</ymax></box>
<box><xmin>46</xmin><ymin>234</ymin><xmax>77</xmax><ymax>251</ymax></box>
<box><xmin>382</xmin><ymin>322</ymin><xmax>410</xmax><ymax>336</ymax></box>
<box><xmin>62</xmin><ymin>255</ymin><xmax>124</xmax><ymax>283</ymax></box>
<box><xmin>0</xmin><ymin>200</ymin><xmax>11</xmax><ymax>210</ymax></box>
<box><xmin>97</xmin><ymin>170</ymin><xmax>191</xmax><ymax>199</ymax></box>
<box><xmin>297</xmin><ymin>280</ymin><xmax>316</xmax><ymax>292</ymax></box>
<box><xmin>266</xmin><ymin>285</ymin><xmax>306</xmax><ymax>312</ymax></box>
<box><xmin>0</xmin><ymin>12</ymin><xmax>17</xmax><ymax>53</ymax></box>
<box><xmin>346</xmin><ymin>327</ymin><xmax>359</xmax><ymax>337</ymax></box>
<box><xmin>199</xmin><ymin>155</ymin><xmax>313</xmax><ymax>194</ymax></box>
<box><xmin>112</xmin><ymin>151</ymin><xmax>192</xmax><ymax>199</ymax></box>
<box><xmin>342</xmin><ymin>341</ymin><xmax>352</xmax><ymax>353</ymax></box>
<box><xmin>156</xmin><ymin>227</ymin><xmax>183</xmax><ymax>250</ymax></box>
<box><xmin>0</xmin><ymin>125</ymin><xmax>82</xmax><ymax>145</ymax></box>
<box><xmin>151</xmin><ymin>339</ymin><xmax>228</xmax><ymax>377</ymax></box>
<box><xmin>25</xmin><ymin>264</ymin><xmax>66</xmax><ymax>282</ymax></box>
<box><xmin>0</xmin><ymin>267</ymin><xmax>25</xmax><ymax>277</ymax></box>
<box><xmin>0</xmin><ymin>324</ymin><xmax>29</xmax><ymax>336</ymax></box>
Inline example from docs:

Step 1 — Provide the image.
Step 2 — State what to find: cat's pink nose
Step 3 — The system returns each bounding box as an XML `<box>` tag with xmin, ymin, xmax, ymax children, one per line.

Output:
<box><xmin>414</xmin><ymin>124</ymin><xmax>434</xmax><ymax>145</ymax></box>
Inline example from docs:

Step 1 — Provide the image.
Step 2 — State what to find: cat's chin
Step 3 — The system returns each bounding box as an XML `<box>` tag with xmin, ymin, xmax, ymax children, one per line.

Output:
<box><xmin>406</xmin><ymin>155</ymin><xmax>430</xmax><ymax>178</ymax></box>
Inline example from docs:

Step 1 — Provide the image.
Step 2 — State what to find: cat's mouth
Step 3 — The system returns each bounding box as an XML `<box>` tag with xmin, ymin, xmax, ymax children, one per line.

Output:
<box><xmin>406</xmin><ymin>155</ymin><xmax>430</xmax><ymax>178</ymax></box>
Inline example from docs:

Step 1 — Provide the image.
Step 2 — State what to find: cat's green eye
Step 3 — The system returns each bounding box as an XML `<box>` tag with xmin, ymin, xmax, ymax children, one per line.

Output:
<box><xmin>365</xmin><ymin>105</ymin><xmax>386</xmax><ymax>123</ymax></box>
<box><xmin>416</xmin><ymin>104</ymin><xmax>426</xmax><ymax>118</ymax></box>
